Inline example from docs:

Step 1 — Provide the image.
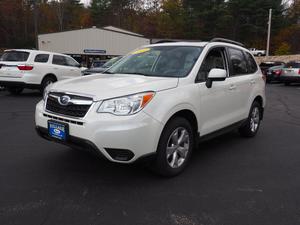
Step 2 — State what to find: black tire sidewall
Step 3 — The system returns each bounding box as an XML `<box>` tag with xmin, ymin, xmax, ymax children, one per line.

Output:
<box><xmin>153</xmin><ymin>117</ymin><xmax>194</xmax><ymax>177</ymax></box>
<box><xmin>239</xmin><ymin>101</ymin><xmax>261</xmax><ymax>137</ymax></box>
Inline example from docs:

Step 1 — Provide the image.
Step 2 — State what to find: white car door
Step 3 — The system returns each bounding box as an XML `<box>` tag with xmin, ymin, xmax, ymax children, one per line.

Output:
<box><xmin>196</xmin><ymin>47</ymin><xmax>234</xmax><ymax>136</ymax></box>
<box><xmin>226</xmin><ymin>48</ymin><xmax>257</xmax><ymax>121</ymax></box>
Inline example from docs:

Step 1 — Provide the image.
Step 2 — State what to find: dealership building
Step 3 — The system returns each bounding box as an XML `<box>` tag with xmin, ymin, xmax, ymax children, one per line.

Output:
<box><xmin>38</xmin><ymin>26</ymin><xmax>150</xmax><ymax>67</ymax></box>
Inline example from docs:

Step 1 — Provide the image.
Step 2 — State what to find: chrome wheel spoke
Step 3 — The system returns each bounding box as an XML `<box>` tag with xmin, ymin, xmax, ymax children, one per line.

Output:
<box><xmin>166</xmin><ymin>127</ymin><xmax>190</xmax><ymax>169</ymax></box>
<box><xmin>250</xmin><ymin>107</ymin><xmax>260</xmax><ymax>132</ymax></box>
<box><xmin>170</xmin><ymin>152</ymin><xmax>178</xmax><ymax>168</ymax></box>
<box><xmin>166</xmin><ymin>145</ymin><xmax>177</xmax><ymax>157</ymax></box>
<box><xmin>177</xmin><ymin>146</ymin><xmax>188</xmax><ymax>158</ymax></box>
<box><xmin>171</xmin><ymin>130</ymin><xmax>179</xmax><ymax>144</ymax></box>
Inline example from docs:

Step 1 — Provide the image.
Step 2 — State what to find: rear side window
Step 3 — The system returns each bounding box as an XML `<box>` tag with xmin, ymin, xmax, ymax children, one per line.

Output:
<box><xmin>52</xmin><ymin>55</ymin><xmax>66</xmax><ymax>66</ymax></box>
<box><xmin>34</xmin><ymin>54</ymin><xmax>49</xmax><ymax>63</ymax></box>
<box><xmin>0</xmin><ymin>51</ymin><xmax>29</xmax><ymax>62</ymax></box>
<box><xmin>228</xmin><ymin>48</ymin><xmax>248</xmax><ymax>76</ymax></box>
<box><xmin>244</xmin><ymin>52</ymin><xmax>258</xmax><ymax>73</ymax></box>
<box><xmin>285</xmin><ymin>62</ymin><xmax>300</xmax><ymax>68</ymax></box>
<box><xmin>65</xmin><ymin>57</ymin><xmax>79</xmax><ymax>67</ymax></box>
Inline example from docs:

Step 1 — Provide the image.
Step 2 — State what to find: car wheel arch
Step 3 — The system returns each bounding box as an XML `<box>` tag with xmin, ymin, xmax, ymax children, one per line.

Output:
<box><xmin>161</xmin><ymin>108</ymin><xmax>199</xmax><ymax>140</ymax></box>
<box><xmin>41</xmin><ymin>74</ymin><xmax>57</xmax><ymax>84</ymax></box>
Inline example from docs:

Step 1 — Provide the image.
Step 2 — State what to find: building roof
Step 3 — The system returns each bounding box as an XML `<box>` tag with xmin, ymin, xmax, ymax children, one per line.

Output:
<box><xmin>39</xmin><ymin>26</ymin><xmax>144</xmax><ymax>38</ymax></box>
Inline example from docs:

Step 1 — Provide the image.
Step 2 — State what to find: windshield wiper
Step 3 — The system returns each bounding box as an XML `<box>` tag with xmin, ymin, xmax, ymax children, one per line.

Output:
<box><xmin>122</xmin><ymin>72</ymin><xmax>150</xmax><ymax>76</ymax></box>
<box><xmin>103</xmin><ymin>71</ymin><xmax>114</xmax><ymax>74</ymax></box>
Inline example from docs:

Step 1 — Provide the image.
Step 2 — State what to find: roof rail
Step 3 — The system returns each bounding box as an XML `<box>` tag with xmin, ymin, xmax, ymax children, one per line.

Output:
<box><xmin>210</xmin><ymin>38</ymin><xmax>244</xmax><ymax>47</ymax></box>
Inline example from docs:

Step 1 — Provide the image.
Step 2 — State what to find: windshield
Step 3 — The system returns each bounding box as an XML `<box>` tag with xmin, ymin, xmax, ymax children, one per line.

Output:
<box><xmin>103</xmin><ymin>56</ymin><xmax>122</xmax><ymax>68</ymax></box>
<box><xmin>0</xmin><ymin>51</ymin><xmax>29</xmax><ymax>62</ymax></box>
<box><xmin>106</xmin><ymin>46</ymin><xmax>203</xmax><ymax>77</ymax></box>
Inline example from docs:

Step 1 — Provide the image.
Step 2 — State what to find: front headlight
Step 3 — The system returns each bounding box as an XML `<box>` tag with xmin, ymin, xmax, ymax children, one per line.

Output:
<box><xmin>97</xmin><ymin>92</ymin><xmax>155</xmax><ymax>116</ymax></box>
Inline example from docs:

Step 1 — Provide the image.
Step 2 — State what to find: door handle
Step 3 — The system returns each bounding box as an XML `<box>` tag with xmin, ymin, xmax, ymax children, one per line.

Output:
<box><xmin>229</xmin><ymin>85</ymin><xmax>236</xmax><ymax>90</ymax></box>
<box><xmin>250</xmin><ymin>79</ymin><xmax>256</xmax><ymax>85</ymax></box>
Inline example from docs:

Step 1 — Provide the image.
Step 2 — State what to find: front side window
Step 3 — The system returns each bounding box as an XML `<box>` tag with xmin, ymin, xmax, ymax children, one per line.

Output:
<box><xmin>52</xmin><ymin>55</ymin><xmax>66</xmax><ymax>66</ymax></box>
<box><xmin>197</xmin><ymin>48</ymin><xmax>226</xmax><ymax>82</ymax></box>
<box><xmin>107</xmin><ymin>46</ymin><xmax>203</xmax><ymax>77</ymax></box>
<box><xmin>0</xmin><ymin>51</ymin><xmax>29</xmax><ymax>62</ymax></box>
<box><xmin>228</xmin><ymin>48</ymin><xmax>248</xmax><ymax>76</ymax></box>
<box><xmin>34</xmin><ymin>54</ymin><xmax>49</xmax><ymax>63</ymax></box>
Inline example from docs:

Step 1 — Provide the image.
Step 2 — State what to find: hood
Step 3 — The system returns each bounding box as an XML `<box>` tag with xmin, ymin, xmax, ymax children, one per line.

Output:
<box><xmin>50</xmin><ymin>74</ymin><xmax>179</xmax><ymax>101</ymax></box>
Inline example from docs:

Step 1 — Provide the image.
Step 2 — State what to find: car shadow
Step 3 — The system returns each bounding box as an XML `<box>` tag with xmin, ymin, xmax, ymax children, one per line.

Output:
<box><xmin>40</xmin><ymin>130</ymin><xmax>244</xmax><ymax>185</ymax></box>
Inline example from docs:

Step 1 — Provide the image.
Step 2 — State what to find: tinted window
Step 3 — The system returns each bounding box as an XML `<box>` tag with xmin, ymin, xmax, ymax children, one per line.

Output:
<box><xmin>244</xmin><ymin>52</ymin><xmax>258</xmax><ymax>73</ymax></box>
<box><xmin>34</xmin><ymin>54</ymin><xmax>49</xmax><ymax>63</ymax></box>
<box><xmin>228</xmin><ymin>48</ymin><xmax>248</xmax><ymax>75</ymax></box>
<box><xmin>197</xmin><ymin>48</ymin><xmax>226</xmax><ymax>82</ymax></box>
<box><xmin>52</xmin><ymin>55</ymin><xmax>66</xmax><ymax>66</ymax></box>
<box><xmin>285</xmin><ymin>62</ymin><xmax>300</xmax><ymax>68</ymax></box>
<box><xmin>0</xmin><ymin>51</ymin><xmax>29</xmax><ymax>62</ymax></box>
<box><xmin>65</xmin><ymin>57</ymin><xmax>79</xmax><ymax>67</ymax></box>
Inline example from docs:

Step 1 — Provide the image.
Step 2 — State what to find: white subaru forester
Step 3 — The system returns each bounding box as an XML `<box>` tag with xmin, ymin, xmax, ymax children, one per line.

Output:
<box><xmin>35</xmin><ymin>39</ymin><xmax>266</xmax><ymax>176</ymax></box>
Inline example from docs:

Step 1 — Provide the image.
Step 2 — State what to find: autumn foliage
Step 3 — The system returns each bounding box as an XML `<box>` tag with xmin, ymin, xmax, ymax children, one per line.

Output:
<box><xmin>0</xmin><ymin>0</ymin><xmax>299</xmax><ymax>54</ymax></box>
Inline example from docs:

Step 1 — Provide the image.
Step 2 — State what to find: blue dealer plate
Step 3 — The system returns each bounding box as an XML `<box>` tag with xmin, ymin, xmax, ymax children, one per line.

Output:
<box><xmin>48</xmin><ymin>121</ymin><xmax>68</xmax><ymax>141</ymax></box>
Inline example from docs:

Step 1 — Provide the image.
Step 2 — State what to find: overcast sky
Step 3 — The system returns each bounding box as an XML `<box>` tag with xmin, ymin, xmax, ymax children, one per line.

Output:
<box><xmin>80</xmin><ymin>0</ymin><xmax>90</xmax><ymax>6</ymax></box>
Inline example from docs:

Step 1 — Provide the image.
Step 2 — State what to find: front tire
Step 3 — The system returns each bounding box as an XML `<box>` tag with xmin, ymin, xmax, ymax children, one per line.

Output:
<box><xmin>239</xmin><ymin>101</ymin><xmax>262</xmax><ymax>138</ymax></box>
<box><xmin>7</xmin><ymin>87</ymin><xmax>24</xmax><ymax>95</ymax></box>
<box><xmin>152</xmin><ymin>117</ymin><xmax>194</xmax><ymax>177</ymax></box>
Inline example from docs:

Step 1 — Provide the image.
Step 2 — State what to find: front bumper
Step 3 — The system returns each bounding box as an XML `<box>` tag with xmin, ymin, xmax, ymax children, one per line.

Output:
<box><xmin>35</xmin><ymin>100</ymin><xmax>163</xmax><ymax>163</ymax></box>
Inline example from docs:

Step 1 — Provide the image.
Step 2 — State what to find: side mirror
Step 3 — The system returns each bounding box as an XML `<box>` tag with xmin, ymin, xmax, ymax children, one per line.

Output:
<box><xmin>206</xmin><ymin>68</ymin><xmax>227</xmax><ymax>88</ymax></box>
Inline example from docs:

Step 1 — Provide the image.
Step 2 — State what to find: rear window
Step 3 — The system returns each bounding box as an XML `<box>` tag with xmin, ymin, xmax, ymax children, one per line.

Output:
<box><xmin>34</xmin><ymin>54</ymin><xmax>49</xmax><ymax>63</ymax></box>
<box><xmin>0</xmin><ymin>51</ymin><xmax>29</xmax><ymax>62</ymax></box>
<box><xmin>285</xmin><ymin>62</ymin><xmax>300</xmax><ymax>68</ymax></box>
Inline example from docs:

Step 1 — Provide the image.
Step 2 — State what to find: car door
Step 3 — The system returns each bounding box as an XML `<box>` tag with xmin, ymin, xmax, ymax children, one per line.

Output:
<box><xmin>196</xmin><ymin>47</ymin><xmax>234</xmax><ymax>136</ymax></box>
<box><xmin>226</xmin><ymin>47</ymin><xmax>255</xmax><ymax>121</ymax></box>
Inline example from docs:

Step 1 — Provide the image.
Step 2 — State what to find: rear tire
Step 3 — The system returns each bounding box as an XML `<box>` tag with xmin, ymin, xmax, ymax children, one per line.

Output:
<box><xmin>152</xmin><ymin>117</ymin><xmax>194</xmax><ymax>177</ymax></box>
<box><xmin>7</xmin><ymin>87</ymin><xmax>24</xmax><ymax>95</ymax></box>
<box><xmin>284</xmin><ymin>82</ymin><xmax>291</xmax><ymax>86</ymax></box>
<box><xmin>239</xmin><ymin>101</ymin><xmax>262</xmax><ymax>138</ymax></box>
<box><xmin>41</xmin><ymin>76</ymin><xmax>56</xmax><ymax>92</ymax></box>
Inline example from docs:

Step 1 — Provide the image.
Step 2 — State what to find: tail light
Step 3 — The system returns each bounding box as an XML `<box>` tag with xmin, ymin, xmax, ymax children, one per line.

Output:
<box><xmin>17</xmin><ymin>65</ymin><xmax>34</xmax><ymax>71</ymax></box>
<box><xmin>298</xmin><ymin>69</ymin><xmax>300</xmax><ymax>75</ymax></box>
<box><xmin>275</xmin><ymin>69</ymin><xmax>282</xmax><ymax>75</ymax></box>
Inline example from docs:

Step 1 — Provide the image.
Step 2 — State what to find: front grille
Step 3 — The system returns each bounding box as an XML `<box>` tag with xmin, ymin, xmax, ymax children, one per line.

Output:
<box><xmin>43</xmin><ymin>113</ymin><xmax>84</xmax><ymax>126</ymax></box>
<box><xmin>46</xmin><ymin>92</ymin><xmax>93</xmax><ymax>118</ymax></box>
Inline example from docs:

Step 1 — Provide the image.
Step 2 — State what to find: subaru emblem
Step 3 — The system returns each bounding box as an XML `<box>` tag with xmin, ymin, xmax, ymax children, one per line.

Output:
<box><xmin>58</xmin><ymin>95</ymin><xmax>71</xmax><ymax>106</ymax></box>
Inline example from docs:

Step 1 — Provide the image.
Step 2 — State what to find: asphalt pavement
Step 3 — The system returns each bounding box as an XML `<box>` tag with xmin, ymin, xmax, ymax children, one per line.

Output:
<box><xmin>0</xmin><ymin>84</ymin><xmax>300</xmax><ymax>225</ymax></box>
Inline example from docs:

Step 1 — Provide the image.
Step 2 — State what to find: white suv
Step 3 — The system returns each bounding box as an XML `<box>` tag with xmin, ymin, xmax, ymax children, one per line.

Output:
<box><xmin>0</xmin><ymin>49</ymin><xmax>82</xmax><ymax>94</ymax></box>
<box><xmin>35</xmin><ymin>39</ymin><xmax>266</xmax><ymax>176</ymax></box>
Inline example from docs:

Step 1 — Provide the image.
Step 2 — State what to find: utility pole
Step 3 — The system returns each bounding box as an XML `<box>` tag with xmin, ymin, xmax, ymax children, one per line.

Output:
<box><xmin>266</xmin><ymin>8</ymin><xmax>272</xmax><ymax>57</ymax></box>
<box><xmin>33</xmin><ymin>0</ymin><xmax>38</xmax><ymax>49</ymax></box>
